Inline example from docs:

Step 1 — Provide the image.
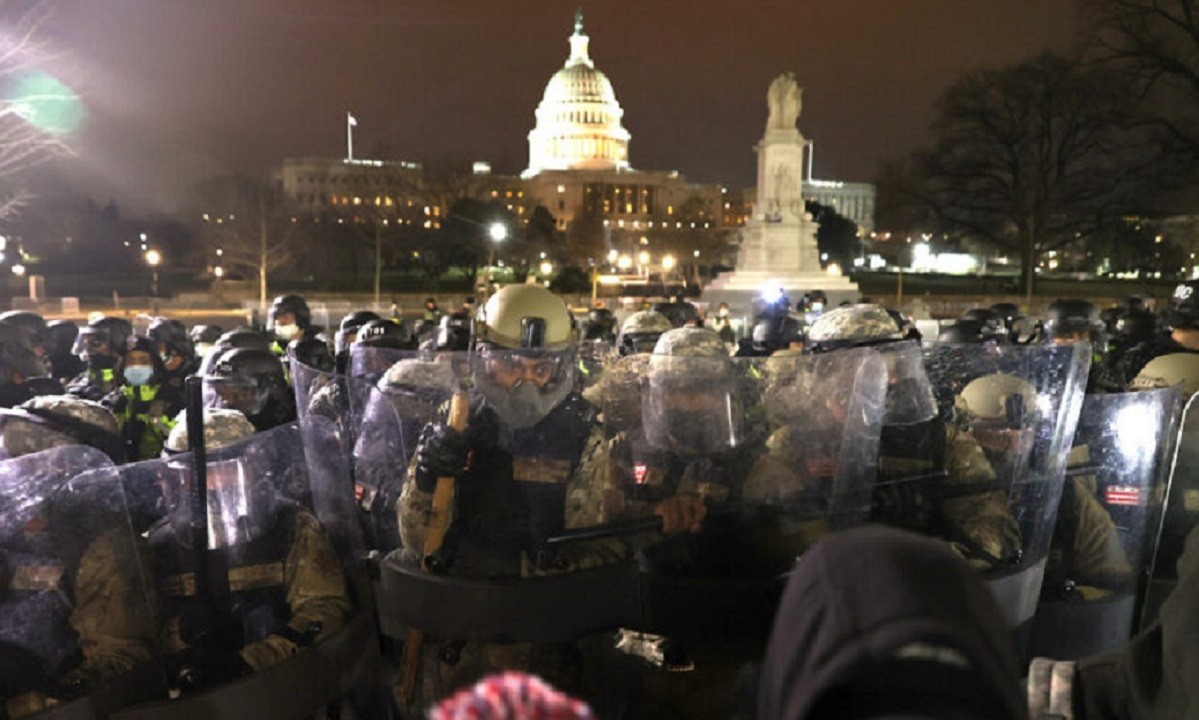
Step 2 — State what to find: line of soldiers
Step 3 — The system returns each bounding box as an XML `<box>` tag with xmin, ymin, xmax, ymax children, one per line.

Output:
<box><xmin>2</xmin><ymin>282</ymin><xmax>1199</xmax><ymax>719</ymax></box>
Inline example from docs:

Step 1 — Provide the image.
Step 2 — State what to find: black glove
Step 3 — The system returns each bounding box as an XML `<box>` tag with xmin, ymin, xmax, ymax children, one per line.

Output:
<box><xmin>171</xmin><ymin>645</ymin><xmax>250</xmax><ymax>691</ymax></box>
<box><xmin>178</xmin><ymin>598</ymin><xmax>244</xmax><ymax>651</ymax></box>
<box><xmin>413</xmin><ymin>421</ymin><xmax>471</xmax><ymax>492</ymax></box>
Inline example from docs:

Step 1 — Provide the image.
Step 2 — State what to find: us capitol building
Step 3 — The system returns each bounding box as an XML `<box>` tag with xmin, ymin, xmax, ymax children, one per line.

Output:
<box><xmin>276</xmin><ymin>9</ymin><xmax>874</xmax><ymax>246</ymax></box>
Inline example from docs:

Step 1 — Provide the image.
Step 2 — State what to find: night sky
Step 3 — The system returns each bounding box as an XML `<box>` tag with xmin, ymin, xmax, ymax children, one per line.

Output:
<box><xmin>32</xmin><ymin>0</ymin><xmax>1076</xmax><ymax>212</ymax></box>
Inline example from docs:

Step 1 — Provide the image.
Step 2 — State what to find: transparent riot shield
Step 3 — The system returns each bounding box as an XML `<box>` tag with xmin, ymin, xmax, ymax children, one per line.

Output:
<box><xmin>348</xmin><ymin>345</ymin><xmax>414</xmax><ymax>384</ymax></box>
<box><xmin>910</xmin><ymin>342</ymin><xmax>1090</xmax><ymax>641</ymax></box>
<box><xmin>1029</xmin><ymin>386</ymin><xmax>1181</xmax><ymax>659</ymax></box>
<box><xmin>352</xmin><ymin>352</ymin><xmax>471</xmax><ymax>552</ymax></box>
<box><xmin>373</xmin><ymin>345</ymin><xmax>645</xmax><ymax>661</ymax></box>
<box><xmin>1142</xmin><ymin>389</ymin><xmax>1199</xmax><ymax>627</ymax></box>
<box><xmin>0</xmin><ymin>445</ymin><xmax>165</xmax><ymax>719</ymax></box>
<box><xmin>574</xmin><ymin>340</ymin><xmax>615</xmax><ymax>398</ymax></box>
<box><xmin>602</xmin><ymin>349</ymin><xmax>889</xmax><ymax>643</ymax></box>
<box><xmin>110</xmin><ymin>423</ymin><xmax>380</xmax><ymax>720</ymax></box>
<box><xmin>290</xmin><ymin>357</ymin><xmax>349</xmax><ymax>432</ymax></box>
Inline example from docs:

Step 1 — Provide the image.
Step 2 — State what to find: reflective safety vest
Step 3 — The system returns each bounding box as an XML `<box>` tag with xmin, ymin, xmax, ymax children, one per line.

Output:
<box><xmin>118</xmin><ymin>384</ymin><xmax>176</xmax><ymax>460</ymax></box>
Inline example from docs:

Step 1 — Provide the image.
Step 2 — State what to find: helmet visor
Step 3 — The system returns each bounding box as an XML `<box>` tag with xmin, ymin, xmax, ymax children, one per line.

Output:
<box><xmin>203</xmin><ymin>377</ymin><xmax>268</xmax><ymax>417</ymax></box>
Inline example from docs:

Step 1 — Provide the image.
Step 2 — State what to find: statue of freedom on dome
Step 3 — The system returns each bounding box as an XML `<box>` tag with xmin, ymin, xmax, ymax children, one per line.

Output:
<box><xmin>766</xmin><ymin>72</ymin><xmax>802</xmax><ymax>133</ymax></box>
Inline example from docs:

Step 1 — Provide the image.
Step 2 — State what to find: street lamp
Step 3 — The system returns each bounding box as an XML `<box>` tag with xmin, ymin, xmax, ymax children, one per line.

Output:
<box><xmin>539</xmin><ymin>261</ymin><xmax>554</xmax><ymax>276</ymax></box>
<box><xmin>144</xmin><ymin>249</ymin><xmax>162</xmax><ymax>297</ymax></box>
<box><xmin>662</xmin><ymin>254</ymin><xmax>677</xmax><ymax>271</ymax></box>
<box><xmin>487</xmin><ymin>222</ymin><xmax>508</xmax><ymax>269</ymax></box>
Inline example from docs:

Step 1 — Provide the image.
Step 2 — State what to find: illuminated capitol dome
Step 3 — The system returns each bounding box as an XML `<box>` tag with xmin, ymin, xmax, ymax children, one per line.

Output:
<box><xmin>523</xmin><ymin>8</ymin><xmax>631</xmax><ymax>178</ymax></box>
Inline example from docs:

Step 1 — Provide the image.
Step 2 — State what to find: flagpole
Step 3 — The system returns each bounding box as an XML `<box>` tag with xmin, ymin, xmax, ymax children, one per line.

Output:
<box><xmin>346</xmin><ymin>112</ymin><xmax>354</xmax><ymax>161</ymax></box>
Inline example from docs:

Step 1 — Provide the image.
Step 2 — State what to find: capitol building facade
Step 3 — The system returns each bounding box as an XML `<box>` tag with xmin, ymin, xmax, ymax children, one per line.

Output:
<box><xmin>276</xmin><ymin>9</ymin><xmax>873</xmax><ymax>255</ymax></box>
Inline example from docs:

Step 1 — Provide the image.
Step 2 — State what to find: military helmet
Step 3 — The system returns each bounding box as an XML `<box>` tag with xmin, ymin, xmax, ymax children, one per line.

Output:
<box><xmin>2</xmin><ymin>394</ymin><xmax>121</xmax><ymax>460</ymax></box>
<box><xmin>215</xmin><ymin>328</ymin><xmax>271</xmax><ymax>351</ymax></box>
<box><xmin>960</xmin><ymin>308</ymin><xmax>1004</xmax><ymax>334</ymax></box>
<box><xmin>956</xmin><ymin>373</ymin><xmax>1037</xmax><ymax>425</ymax></box>
<box><xmin>147</xmin><ymin>316</ymin><xmax>194</xmax><ymax>359</ymax></box>
<box><xmin>587</xmin><ymin>307</ymin><xmax>616</xmax><ymax>327</ymax></box>
<box><xmin>475</xmin><ymin>284</ymin><xmax>576</xmax><ymax>350</ymax></box>
<box><xmin>381</xmin><ymin>357</ymin><xmax>457</xmax><ymax>393</ymax></box>
<box><xmin>991</xmin><ymin>303</ymin><xmax>1020</xmax><ymax>328</ymax></box>
<box><xmin>355</xmin><ymin>318</ymin><xmax>410</xmax><ymax>349</ymax></box>
<box><xmin>616</xmin><ymin>310</ymin><xmax>673</xmax><ymax>356</ymax></box>
<box><xmin>752</xmin><ymin>315</ymin><xmax>802</xmax><ymax>353</ymax></box>
<box><xmin>204</xmin><ymin>347</ymin><xmax>289</xmax><ymax>420</ymax></box>
<box><xmin>1168</xmin><ymin>281</ymin><xmax>1199</xmax><ymax>330</ymax></box>
<box><xmin>288</xmin><ymin>337</ymin><xmax>335</xmax><ymax>372</ymax></box>
<box><xmin>1114</xmin><ymin>308</ymin><xmax>1157</xmax><ymax>344</ymax></box>
<box><xmin>268</xmin><ymin>294</ymin><xmax>312</xmax><ymax>332</ymax></box>
<box><xmin>807</xmin><ymin>304</ymin><xmax>903</xmax><ymax>353</ymax></box>
<box><xmin>164</xmin><ymin>407</ymin><xmax>256</xmax><ymax>454</ymax></box>
<box><xmin>0</xmin><ymin>323</ymin><xmax>46</xmax><ymax>380</ymax></box>
<box><xmin>73</xmin><ymin>316</ymin><xmax>133</xmax><ymax>359</ymax></box>
<box><xmin>653</xmin><ymin>326</ymin><xmax>727</xmax><ymax>358</ymax></box>
<box><xmin>1130</xmin><ymin>353</ymin><xmax>1199</xmax><ymax>396</ymax></box>
<box><xmin>45</xmin><ymin>320</ymin><xmax>78</xmax><ymax>356</ymax></box>
<box><xmin>189</xmin><ymin>324</ymin><xmax>223</xmax><ymax>346</ymax></box>
<box><xmin>1044</xmin><ymin>299</ymin><xmax>1102</xmax><ymax>339</ymax></box>
<box><xmin>937</xmin><ymin>320</ymin><xmax>992</xmax><ymax>344</ymax></box>
<box><xmin>336</xmin><ymin>310</ymin><xmax>381</xmax><ymax>354</ymax></box>
<box><xmin>0</xmin><ymin>311</ymin><xmax>47</xmax><ymax>349</ymax></box>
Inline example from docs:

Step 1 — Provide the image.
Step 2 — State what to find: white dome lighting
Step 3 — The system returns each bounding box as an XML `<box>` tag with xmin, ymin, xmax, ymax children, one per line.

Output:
<box><xmin>523</xmin><ymin>7</ymin><xmax>631</xmax><ymax>178</ymax></box>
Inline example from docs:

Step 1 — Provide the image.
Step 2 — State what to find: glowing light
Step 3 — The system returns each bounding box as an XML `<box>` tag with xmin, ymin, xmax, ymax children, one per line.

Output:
<box><xmin>638</xmin><ymin>251</ymin><xmax>650</xmax><ymax>265</ymax></box>
<box><xmin>213</xmin><ymin>266</ymin><xmax>224</xmax><ymax>278</ymax></box>
<box><xmin>606</xmin><ymin>249</ymin><xmax>618</xmax><ymax>263</ymax></box>
<box><xmin>4</xmin><ymin>72</ymin><xmax>86</xmax><ymax>135</ymax></box>
<box><xmin>617</xmin><ymin>255</ymin><xmax>632</xmax><ymax>270</ymax></box>
<box><xmin>662</xmin><ymin>254</ymin><xmax>676</xmax><ymax>271</ymax></box>
<box><xmin>539</xmin><ymin>261</ymin><xmax>554</xmax><ymax>275</ymax></box>
<box><xmin>1115</xmin><ymin>402</ymin><xmax>1161</xmax><ymax>462</ymax></box>
<box><xmin>489</xmin><ymin>223</ymin><xmax>508</xmax><ymax>242</ymax></box>
<box><xmin>11</xmin><ymin>264</ymin><xmax>25</xmax><ymax>276</ymax></box>
<box><xmin>826</xmin><ymin>262</ymin><xmax>843</xmax><ymax>276</ymax></box>
<box><xmin>144</xmin><ymin>249</ymin><xmax>162</xmax><ymax>267</ymax></box>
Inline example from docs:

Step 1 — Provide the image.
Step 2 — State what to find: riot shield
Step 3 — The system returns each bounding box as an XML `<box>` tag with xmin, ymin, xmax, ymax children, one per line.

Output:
<box><xmin>602</xmin><ymin>348</ymin><xmax>889</xmax><ymax>641</ymax></box>
<box><xmin>0</xmin><ymin>445</ymin><xmax>165</xmax><ymax>719</ymax></box>
<box><xmin>111</xmin><ymin>422</ymin><xmax>379</xmax><ymax>720</ymax></box>
<box><xmin>347</xmin><ymin>345</ymin><xmax>414</xmax><ymax>384</ymax></box>
<box><xmin>573</xmin><ymin>340</ymin><xmax>615</xmax><ymax>398</ymax></box>
<box><xmin>1142</xmin><ymin>389</ymin><xmax>1199</xmax><ymax>626</ymax></box>
<box><xmin>1029</xmin><ymin>386</ymin><xmax>1180</xmax><ymax>659</ymax></box>
<box><xmin>907</xmin><ymin>342</ymin><xmax>1090</xmax><ymax>640</ymax></box>
<box><xmin>352</xmin><ymin>352</ymin><xmax>471</xmax><ymax>552</ymax></box>
<box><xmin>290</xmin><ymin>357</ymin><xmax>349</xmax><ymax>432</ymax></box>
<box><xmin>373</xmin><ymin>345</ymin><xmax>647</xmax><ymax>652</ymax></box>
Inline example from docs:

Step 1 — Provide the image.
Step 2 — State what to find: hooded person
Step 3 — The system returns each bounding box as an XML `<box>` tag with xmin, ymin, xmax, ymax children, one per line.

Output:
<box><xmin>758</xmin><ymin>525</ymin><xmax>1026</xmax><ymax>720</ymax></box>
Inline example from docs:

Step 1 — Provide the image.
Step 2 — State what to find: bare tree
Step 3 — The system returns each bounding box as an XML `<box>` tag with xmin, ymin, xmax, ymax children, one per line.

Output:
<box><xmin>1082</xmin><ymin>0</ymin><xmax>1199</xmax><ymax>158</ymax></box>
<box><xmin>910</xmin><ymin>53</ymin><xmax>1168</xmax><ymax>301</ymax></box>
<box><xmin>0</xmin><ymin>2</ymin><xmax>70</xmax><ymax>220</ymax></box>
<box><xmin>190</xmin><ymin>177</ymin><xmax>300</xmax><ymax>306</ymax></box>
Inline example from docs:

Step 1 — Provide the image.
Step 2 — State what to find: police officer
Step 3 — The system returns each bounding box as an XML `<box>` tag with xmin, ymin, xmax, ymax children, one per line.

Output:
<box><xmin>106</xmin><ymin>336</ymin><xmax>183</xmax><ymax>461</ymax></box>
<box><xmin>266</xmin><ymin>294</ymin><xmax>314</xmax><ymax>355</ymax></box>
<box><xmin>203</xmin><ymin>347</ymin><xmax>297</xmax><ymax>431</ymax></box>
<box><xmin>581</xmin><ymin>306</ymin><xmax>617</xmax><ymax>343</ymax></box>
<box><xmin>615</xmin><ymin>310</ymin><xmax>673</xmax><ymax>357</ymax></box>
<box><xmin>189</xmin><ymin>325</ymin><xmax>223</xmax><ymax>364</ymax></box>
<box><xmin>45</xmin><ymin>320</ymin><xmax>84</xmax><ymax>385</ymax></box>
<box><xmin>334</xmin><ymin>310</ymin><xmax>381</xmax><ymax>374</ymax></box>
<box><xmin>66</xmin><ymin>316</ymin><xmax>132</xmax><ymax>401</ymax></box>
<box><xmin>1109</xmin><ymin>280</ymin><xmax>1199</xmax><ymax>389</ymax></box>
<box><xmin>0</xmin><ymin>323</ymin><xmax>56</xmax><ymax>408</ymax></box>
<box><xmin>147</xmin><ymin>317</ymin><xmax>198</xmax><ymax>391</ymax></box>
<box><xmin>150</xmin><ymin>408</ymin><xmax>350</xmax><ymax>691</ymax></box>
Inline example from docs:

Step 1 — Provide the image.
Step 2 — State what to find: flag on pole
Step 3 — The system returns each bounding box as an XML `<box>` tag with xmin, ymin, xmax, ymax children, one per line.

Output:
<box><xmin>348</xmin><ymin>113</ymin><xmax>358</xmax><ymax>127</ymax></box>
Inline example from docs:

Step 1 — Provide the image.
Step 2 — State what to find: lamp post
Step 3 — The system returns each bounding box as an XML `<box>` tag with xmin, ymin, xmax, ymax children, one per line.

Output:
<box><xmin>145</xmin><ymin>248</ymin><xmax>162</xmax><ymax>298</ymax></box>
<box><xmin>487</xmin><ymin>222</ymin><xmax>508</xmax><ymax>280</ymax></box>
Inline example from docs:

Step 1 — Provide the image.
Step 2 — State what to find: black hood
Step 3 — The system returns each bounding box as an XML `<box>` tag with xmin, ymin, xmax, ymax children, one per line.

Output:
<box><xmin>758</xmin><ymin>526</ymin><xmax>1026</xmax><ymax>720</ymax></box>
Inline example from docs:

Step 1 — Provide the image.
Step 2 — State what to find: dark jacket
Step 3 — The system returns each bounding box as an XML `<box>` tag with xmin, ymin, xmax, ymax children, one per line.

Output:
<box><xmin>757</xmin><ymin>525</ymin><xmax>1026</xmax><ymax>720</ymax></box>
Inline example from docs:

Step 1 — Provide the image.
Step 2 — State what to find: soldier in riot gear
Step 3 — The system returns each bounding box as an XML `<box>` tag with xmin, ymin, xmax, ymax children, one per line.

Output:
<box><xmin>45</xmin><ymin>320</ymin><xmax>84</xmax><ymax>384</ymax></box>
<box><xmin>67</xmin><ymin>316</ymin><xmax>132</xmax><ymax>402</ymax></box>
<box><xmin>0</xmin><ymin>311</ymin><xmax>48</xmax><ymax>360</ymax></box>
<box><xmin>149</xmin><ymin>408</ymin><xmax>350</xmax><ymax>692</ymax></box>
<box><xmin>203</xmin><ymin>347</ymin><xmax>296</xmax><ymax>431</ymax></box>
<box><xmin>267</xmin><ymin>294</ymin><xmax>314</xmax><ymax>354</ymax></box>
<box><xmin>615</xmin><ymin>310</ymin><xmax>673</xmax><ymax>357</ymax></box>
<box><xmin>105</xmin><ymin>336</ymin><xmax>184</xmax><ymax>461</ymax></box>
<box><xmin>189</xmin><ymin>324</ymin><xmax>223</xmax><ymax>364</ymax></box>
<box><xmin>334</xmin><ymin>310</ymin><xmax>381</xmax><ymax>374</ymax></box>
<box><xmin>289</xmin><ymin>337</ymin><xmax>335</xmax><ymax>374</ymax></box>
<box><xmin>0</xmin><ymin>394</ymin><xmax>125</xmax><ymax>461</ymax></box>
<box><xmin>198</xmin><ymin>328</ymin><xmax>271</xmax><ymax>376</ymax></box>
<box><xmin>937</xmin><ymin>319</ymin><xmax>1005</xmax><ymax>345</ymax></box>
<box><xmin>147</xmin><ymin>316</ymin><xmax>198</xmax><ymax>391</ymax></box>
<box><xmin>1107</xmin><ymin>280</ymin><xmax>1199</xmax><ymax>389</ymax></box>
<box><xmin>739</xmin><ymin>314</ymin><xmax>802</xmax><ymax>357</ymax></box>
<box><xmin>0</xmin><ymin>323</ymin><xmax>56</xmax><ymax>408</ymax></box>
<box><xmin>961</xmin><ymin>308</ymin><xmax>1006</xmax><ymax>338</ymax></box>
<box><xmin>0</xmin><ymin>445</ymin><xmax>161</xmax><ymax>717</ymax></box>
<box><xmin>581</xmin><ymin>307</ymin><xmax>617</xmax><ymax>343</ymax></box>
<box><xmin>393</xmin><ymin>285</ymin><xmax>700</xmax><ymax>708</ymax></box>
<box><xmin>419</xmin><ymin>314</ymin><xmax>471</xmax><ymax>353</ymax></box>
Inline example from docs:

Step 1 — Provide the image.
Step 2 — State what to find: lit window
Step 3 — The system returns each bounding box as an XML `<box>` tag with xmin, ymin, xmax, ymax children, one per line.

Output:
<box><xmin>667</xmin><ymin>206</ymin><xmax>674</xmax><ymax>215</ymax></box>
<box><xmin>557</xmin><ymin>185</ymin><xmax>566</xmax><ymax>193</ymax></box>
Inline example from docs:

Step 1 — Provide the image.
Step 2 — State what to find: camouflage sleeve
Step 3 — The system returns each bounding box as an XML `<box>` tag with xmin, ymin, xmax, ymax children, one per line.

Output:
<box><xmin>240</xmin><ymin>511</ymin><xmax>351</xmax><ymax>671</ymax></box>
<box><xmin>1070</xmin><ymin>476</ymin><xmax>1132</xmax><ymax>588</ymax></box>
<box><xmin>397</xmin><ymin>460</ymin><xmax>432</xmax><ymax>552</ymax></box>
<box><xmin>942</xmin><ymin>426</ymin><xmax>1020</xmax><ymax>568</ymax></box>
<box><xmin>564</xmin><ymin>430</ymin><xmax>626</xmax><ymax>528</ymax></box>
<box><xmin>69</xmin><ymin>528</ymin><xmax>159</xmax><ymax>678</ymax></box>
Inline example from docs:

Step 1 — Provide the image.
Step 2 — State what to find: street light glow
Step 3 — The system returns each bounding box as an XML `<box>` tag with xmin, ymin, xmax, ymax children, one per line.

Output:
<box><xmin>489</xmin><ymin>223</ymin><xmax>508</xmax><ymax>242</ymax></box>
<box><xmin>11</xmin><ymin>264</ymin><xmax>25</xmax><ymax>276</ymax></box>
<box><xmin>145</xmin><ymin>249</ymin><xmax>162</xmax><ymax>266</ymax></box>
<box><xmin>213</xmin><ymin>265</ymin><xmax>224</xmax><ymax>278</ymax></box>
<box><xmin>638</xmin><ymin>251</ymin><xmax>650</xmax><ymax>265</ymax></box>
<box><xmin>662</xmin><ymin>254</ymin><xmax>676</xmax><ymax>271</ymax></box>
<box><xmin>617</xmin><ymin>254</ymin><xmax>632</xmax><ymax>270</ymax></box>
<box><xmin>539</xmin><ymin>261</ymin><xmax>554</xmax><ymax>276</ymax></box>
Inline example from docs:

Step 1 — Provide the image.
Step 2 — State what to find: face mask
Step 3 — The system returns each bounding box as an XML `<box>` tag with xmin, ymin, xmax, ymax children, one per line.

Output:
<box><xmin>124</xmin><ymin>366</ymin><xmax>153</xmax><ymax>386</ymax></box>
<box><xmin>274</xmin><ymin>324</ymin><xmax>299</xmax><ymax>341</ymax></box>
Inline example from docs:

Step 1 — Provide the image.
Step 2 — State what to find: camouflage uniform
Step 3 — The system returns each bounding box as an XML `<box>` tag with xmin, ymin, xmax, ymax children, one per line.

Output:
<box><xmin>2</xmin><ymin>395</ymin><xmax>122</xmax><ymax>460</ymax></box>
<box><xmin>152</xmin><ymin>410</ymin><xmax>351</xmax><ymax>686</ymax></box>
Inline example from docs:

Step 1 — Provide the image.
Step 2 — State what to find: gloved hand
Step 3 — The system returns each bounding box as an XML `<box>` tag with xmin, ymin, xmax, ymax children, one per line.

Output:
<box><xmin>413</xmin><ymin>421</ymin><xmax>471</xmax><ymax>492</ymax></box>
<box><xmin>178</xmin><ymin>598</ymin><xmax>243</xmax><ymax>651</ymax></box>
<box><xmin>171</xmin><ymin>645</ymin><xmax>250</xmax><ymax>690</ymax></box>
